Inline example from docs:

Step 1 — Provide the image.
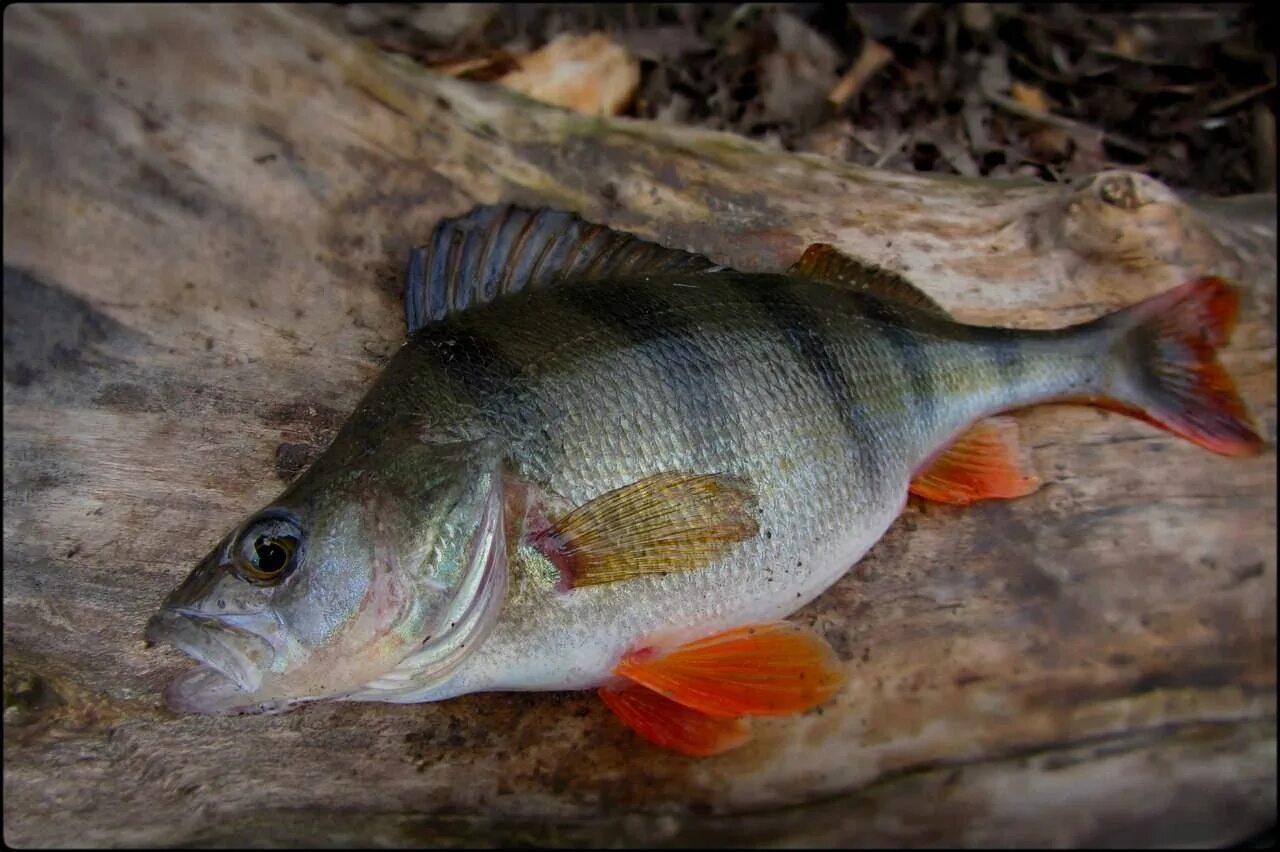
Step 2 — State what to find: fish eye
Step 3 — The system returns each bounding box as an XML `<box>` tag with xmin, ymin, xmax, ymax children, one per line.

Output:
<box><xmin>233</xmin><ymin>514</ymin><xmax>302</xmax><ymax>586</ymax></box>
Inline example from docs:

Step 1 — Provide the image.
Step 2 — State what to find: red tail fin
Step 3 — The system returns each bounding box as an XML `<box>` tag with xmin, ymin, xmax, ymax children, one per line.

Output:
<box><xmin>1100</xmin><ymin>277</ymin><xmax>1262</xmax><ymax>457</ymax></box>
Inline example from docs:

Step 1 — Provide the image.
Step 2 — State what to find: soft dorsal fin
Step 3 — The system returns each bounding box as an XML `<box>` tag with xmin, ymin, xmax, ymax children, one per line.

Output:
<box><xmin>404</xmin><ymin>205</ymin><xmax>719</xmax><ymax>334</ymax></box>
<box><xmin>789</xmin><ymin>243</ymin><xmax>948</xmax><ymax>316</ymax></box>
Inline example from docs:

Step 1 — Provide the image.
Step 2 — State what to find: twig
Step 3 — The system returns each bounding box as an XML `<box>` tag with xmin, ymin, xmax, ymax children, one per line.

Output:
<box><xmin>873</xmin><ymin>131</ymin><xmax>908</xmax><ymax>168</ymax></box>
<box><xmin>983</xmin><ymin>88</ymin><xmax>1149</xmax><ymax>156</ymax></box>
<box><xmin>828</xmin><ymin>39</ymin><xmax>894</xmax><ymax>109</ymax></box>
<box><xmin>1206</xmin><ymin>83</ymin><xmax>1276</xmax><ymax>117</ymax></box>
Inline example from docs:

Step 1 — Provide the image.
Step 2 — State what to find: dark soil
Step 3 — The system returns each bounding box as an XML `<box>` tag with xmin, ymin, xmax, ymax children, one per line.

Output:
<box><xmin>348</xmin><ymin>3</ymin><xmax>1275</xmax><ymax>197</ymax></box>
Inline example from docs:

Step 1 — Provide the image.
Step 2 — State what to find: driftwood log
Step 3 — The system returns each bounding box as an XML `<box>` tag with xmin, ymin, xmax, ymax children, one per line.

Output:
<box><xmin>3</xmin><ymin>5</ymin><xmax>1275</xmax><ymax>847</ymax></box>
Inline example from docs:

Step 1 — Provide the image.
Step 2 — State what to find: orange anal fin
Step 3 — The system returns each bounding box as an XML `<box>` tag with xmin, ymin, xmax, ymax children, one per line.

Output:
<box><xmin>614</xmin><ymin>622</ymin><xmax>845</xmax><ymax>718</ymax></box>
<box><xmin>598</xmin><ymin>682</ymin><xmax>749</xmax><ymax>757</ymax></box>
<box><xmin>910</xmin><ymin>416</ymin><xmax>1042</xmax><ymax>506</ymax></box>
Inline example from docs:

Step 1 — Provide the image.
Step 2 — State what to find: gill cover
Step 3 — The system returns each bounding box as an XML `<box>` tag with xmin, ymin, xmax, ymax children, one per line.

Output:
<box><xmin>343</xmin><ymin>442</ymin><xmax>511</xmax><ymax>700</ymax></box>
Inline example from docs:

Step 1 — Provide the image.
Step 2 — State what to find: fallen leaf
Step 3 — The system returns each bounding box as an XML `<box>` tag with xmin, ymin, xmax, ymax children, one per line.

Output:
<box><xmin>407</xmin><ymin>4</ymin><xmax>500</xmax><ymax>48</ymax></box>
<box><xmin>1010</xmin><ymin>81</ymin><xmax>1052</xmax><ymax>115</ymax></box>
<box><xmin>1027</xmin><ymin>125</ymin><xmax>1074</xmax><ymax>163</ymax></box>
<box><xmin>499</xmin><ymin>32</ymin><xmax>640</xmax><ymax>116</ymax></box>
<box><xmin>960</xmin><ymin>3</ymin><xmax>994</xmax><ymax>33</ymax></box>
<box><xmin>934</xmin><ymin>133</ymin><xmax>981</xmax><ymax>176</ymax></box>
<box><xmin>851</xmin><ymin>3</ymin><xmax>935</xmax><ymax>41</ymax></box>
<box><xmin>758</xmin><ymin>12</ymin><xmax>842</xmax><ymax>126</ymax></box>
<box><xmin>613</xmin><ymin>26</ymin><xmax>711</xmax><ymax>63</ymax></box>
<box><xmin>345</xmin><ymin>3</ymin><xmax>408</xmax><ymax>34</ymax></box>
<box><xmin>1112</xmin><ymin>28</ymin><xmax>1142</xmax><ymax>61</ymax></box>
<box><xmin>654</xmin><ymin>92</ymin><xmax>692</xmax><ymax>126</ymax></box>
<box><xmin>799</xmin><ymin>119</ymin><xmax>854</xmax><ymax>160</ymax></box>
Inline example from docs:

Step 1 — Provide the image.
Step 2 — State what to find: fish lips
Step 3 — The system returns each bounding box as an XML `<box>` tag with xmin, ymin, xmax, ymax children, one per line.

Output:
<box><xmin>145</xmin><ymin>609</ymin><xmax>276</xmax><ymax>713</ymax></box>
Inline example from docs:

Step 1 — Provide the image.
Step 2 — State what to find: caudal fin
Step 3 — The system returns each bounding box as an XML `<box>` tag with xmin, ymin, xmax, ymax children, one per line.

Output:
<box><xmin>1099</xmin><ymin>277</ymin><xmax>1263</xmax><ymax>457</ymax></box>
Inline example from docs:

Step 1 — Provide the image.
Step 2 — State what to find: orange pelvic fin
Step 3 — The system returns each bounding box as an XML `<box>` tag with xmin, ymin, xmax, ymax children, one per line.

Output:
<box><xmin>910</xmin><ymin>416</ymin><xmax>1042</xmax><ymax>505</ymax></box>
<box><xmin>598</xmin><ymin>682</ymin><xmax>750</xmax><ymax>757</ymax></box>
<box><xmin>613</xmin><ymin>622</ymin><xmax>845</xmax><ymax>718</ymax></box>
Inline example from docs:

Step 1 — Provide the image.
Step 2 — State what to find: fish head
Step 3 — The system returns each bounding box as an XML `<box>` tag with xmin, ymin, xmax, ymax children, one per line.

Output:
<box><xmin>146</xmin><ymin>436</ymin><xmax>509</xmax><ymax>715</ymax></box>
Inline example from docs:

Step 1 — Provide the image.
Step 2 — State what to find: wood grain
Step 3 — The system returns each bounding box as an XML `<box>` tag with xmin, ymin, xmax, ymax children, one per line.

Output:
<box><xmin>3</xmin><ymin>5</ymin><xmax>1274</xmax><ymax>847</ymax></box>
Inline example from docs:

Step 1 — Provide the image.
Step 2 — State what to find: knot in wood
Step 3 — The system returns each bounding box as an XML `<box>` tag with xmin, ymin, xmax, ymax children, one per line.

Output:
<box><xmin>1057</xmin><ymin>170</ymin><xmax>1210</xmax><ymax>271</ymax></box>
<box><xmin>1093</xmin><ymin>170</ymin><xmax>1178</xmax><ymax>212</ymax></box>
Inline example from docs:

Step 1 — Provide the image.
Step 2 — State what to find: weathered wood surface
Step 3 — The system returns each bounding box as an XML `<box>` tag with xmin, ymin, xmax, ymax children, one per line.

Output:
<box><xmin>3</xmin><ymin>4</ymin><xmax>1275</xmax><ymax>847</ymax></box>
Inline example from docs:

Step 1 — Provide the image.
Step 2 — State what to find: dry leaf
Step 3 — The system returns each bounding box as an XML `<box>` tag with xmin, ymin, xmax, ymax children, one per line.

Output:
<box><xmin>1010</xmin><ymin>81</ymin><xmax>1052</xmax><ymax>115</ymax></box>
<box><xmin>759</xmin><ymin>12</ymin><xmax>842</xmax><ymax>126</ymax></box>
<box><xmin>1111</xmin><ymin>24</ymin><xmax>1158</xmax><ymax>62</ymax></box>
<box><xmin>1027</xmin><ymin>125</ymin><xmax>1074</xmax><ymax>163</ymax></box>
<box><xmin>499</xmin><ymin>32</ymin><xmax>640</xmax><ymax>116</ymax></box>
<box><xmin>960</xmin><ymin>3</ymin><xmax>994</xmax><ymax>33</ymax></box>
<box><xmin>407</xmin><ymin>4</ymin><xmax>499</xmax><ymax>48</ymax></box>
<box><xmin>612</xmin><ymin>26</ymin><xmax>710</xmax><ymax>63</ymax></box>
<box><xmin>799</xmin><ymin>120</ymin><xmax>855</xmax><ymax>160</ymax></box>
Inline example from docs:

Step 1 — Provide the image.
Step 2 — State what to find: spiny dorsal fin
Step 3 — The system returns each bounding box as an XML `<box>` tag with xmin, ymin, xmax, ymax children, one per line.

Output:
<box><xmin>405</xmin><ymin>205</ymin><xmax>719</xmax><ymax>334</ymax></box>
<box><xmin>789</xmin><ymin>243</ymin><xmax>948</xmax><ymax>316</ymax></box>
<box><xmin>525</xmin><ymin>472</ymin><xmax>759</xmax><ymax>589</ymax></box>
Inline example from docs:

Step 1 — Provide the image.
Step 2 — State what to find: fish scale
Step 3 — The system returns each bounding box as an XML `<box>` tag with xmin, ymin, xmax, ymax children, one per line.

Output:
<box><xmin>147</xmin><ymin>205</ymin><xmax>1261</xmax><ymax>756</ymax></box>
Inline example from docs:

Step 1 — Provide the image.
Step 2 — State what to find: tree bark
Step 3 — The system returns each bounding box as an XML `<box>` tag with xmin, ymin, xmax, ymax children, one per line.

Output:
<box><xmin>3</xmin><ymin>5</ymin><xmax>1274</xmax><ymax>847</ymax></box>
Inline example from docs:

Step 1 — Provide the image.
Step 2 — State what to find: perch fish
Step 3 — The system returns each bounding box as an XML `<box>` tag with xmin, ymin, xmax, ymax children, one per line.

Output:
<box><xmin>145</xmin><ymin>206</ymin><xmax>1262</xmax><ymax>755</ymax></box>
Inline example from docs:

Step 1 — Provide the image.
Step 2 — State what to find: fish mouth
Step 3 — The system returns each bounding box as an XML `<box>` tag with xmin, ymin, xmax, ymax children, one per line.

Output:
<box><xmin>145</xmin><ymin>609</ymin><xmax>276</xmax><ymax>713</ymax></box>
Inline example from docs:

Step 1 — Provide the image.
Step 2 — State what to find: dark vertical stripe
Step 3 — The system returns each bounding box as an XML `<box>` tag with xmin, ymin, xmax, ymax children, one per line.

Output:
<box><xmin>987</xmin><ymin>329</ymin><xmax>1025</xmax><ymax>388</ymax></box>
<box><xmin>854</xmin><ymin>295</ymin><xmax>937</xmax><ymax>430</ymax></box>
<box><xmin>728</xmin><ymin>275</ymin><xmax>881</xmax><ymax>478</ymax></box>
<box><xmin>561</xmin><ymin>279</ymin><xmax>735</xmax><ymax>458</ymax></box>
<box><xmin>421</xmin><ymin>320</ymin><xmax>541</xmax><ymax>435</ymax></box>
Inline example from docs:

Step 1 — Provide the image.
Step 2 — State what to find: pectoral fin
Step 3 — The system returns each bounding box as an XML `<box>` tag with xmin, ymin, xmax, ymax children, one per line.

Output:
<box><xmin>527</xmin><ymin>472</ymin><xmax>759</xmax><ymax>589</ymax></box>
<box><xmin>910</xmin><ymin>416</ymin><xmax>1042</xmax><ymax>505</ymax></box>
